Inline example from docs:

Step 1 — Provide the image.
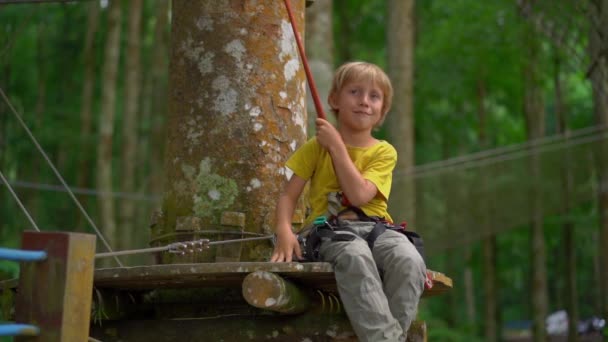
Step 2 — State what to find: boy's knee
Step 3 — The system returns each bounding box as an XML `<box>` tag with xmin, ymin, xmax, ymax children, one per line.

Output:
<box><xmin>326</xmin><ymin>240</ymin><xmax>373</xmax><ymax>268</ymax></box>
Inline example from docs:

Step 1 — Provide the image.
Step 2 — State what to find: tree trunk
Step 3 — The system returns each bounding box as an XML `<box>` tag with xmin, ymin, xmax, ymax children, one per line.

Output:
<box><xmin>77</xmin><ymin>1</ymin><xmax>100</xmax><ymax>231</ymax></box>
<box><xmin>523</xmin><ymin>23</ymin><xmax>548</xmax><ymax>342</ymax></box>
<box><xmin>464</xmin><ymin>249</ymin><xmax>477</xmax><ymax>324</ymax></box>
<box><xmin>387</xmin><ymin>0</ymin><xmax>416</xmax><ymax>226</ymax></box>
<box><xmin>477</xmin><ymin>76</ymin><xmax>499</xmax><ymax>342</ymax></box>
<box><xmin>23</xmin><ymin>23</ymin><xmax>48</xmax><ymax>221</ymax></box>
<box><xmin>120</xmin><ymin>0</ymin><xmax>143</xmax><ymax>255</ymax></box>
<box><xmin>97</xmin><ymin>0</ymin><xmax>122</xmax><ymax>253</ymax></box>
<box><xmin>588</xmin><ymin>0</ymin><xmax>608</xmax><ymax>322</ymax></box>
<box><xmin>138</xmin><ymin>0</ymin><xmax>170</xmax><ymax>214</ymax></box>
<box><xmin>154</xmin><ymin>0</ymin><xmax>307</xmax><ymax>263</ymax></box>
<box><xmin>305</xmin><ymin>0</ymin><xmax>333</xmax><ymax>131</ymax></box>
<box><xmin>553</xmin><ymin>50</ymin><xmax>579</xmax><ymax>342</ymax></box>
<box><xmin>333</xmin><ymin>3</ymin><xmax>353</xmax><ymax>63</ymax></box>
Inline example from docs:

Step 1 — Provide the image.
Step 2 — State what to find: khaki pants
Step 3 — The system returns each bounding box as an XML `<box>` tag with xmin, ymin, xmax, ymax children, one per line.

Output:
<box><xmin>317</xmin><ymin>221</ymin><xmax>426</xmax><ymax>342</ymax></box>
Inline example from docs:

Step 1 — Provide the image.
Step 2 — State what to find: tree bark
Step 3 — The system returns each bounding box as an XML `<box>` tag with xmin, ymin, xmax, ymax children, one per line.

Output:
<box><xmin>120</xmin><ymin>0</ymin><xmax>143</xmax><ymax>254</ymax></box>
<box><xmin>155</xmin><ymin>0</ymin><xmax>307</xmax><ymax>263</ymax></box>
<box><xmin>97</xmin><ymin>0</ymin><xmax>122</xmax><ymax>253</ymax></box>
<box><xmin>588</xmin><ymin>0</ymin><xmax>608</xmax><ymax>322</ymax></box>
<box><xmin>387</xmin><ymin>0</ymin><xmax>416</xmax><ymax>226</ymax></box>
<box><xmin>523</xmin><ymin>22</ymin><xmax>548</xmax><ymax>342</ymax></box>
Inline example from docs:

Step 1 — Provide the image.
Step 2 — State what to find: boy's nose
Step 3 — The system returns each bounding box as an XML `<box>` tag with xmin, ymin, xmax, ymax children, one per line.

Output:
<box><xmin>359</xmin><ymin>94</ymin><xmax>370</xmax><ymax>106</ymax></box>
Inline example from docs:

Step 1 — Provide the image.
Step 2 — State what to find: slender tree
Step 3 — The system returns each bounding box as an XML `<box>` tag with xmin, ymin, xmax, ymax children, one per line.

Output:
<box><xmin>588</xmin><ymin>0</ymin><xmax>608</xmax><ymax>322</ymax></box>
<box><xmin>386</xmin><ymin>0</ymin><xmax>416</xmax><ymax>226</ymax></box>
<box><xmin>477</xmin><ymin>74</ymin><xmax>499</xmax><ymax>342</ymax></box>
<box><xmin>305</xmin><ymin>0</ymin><xmax>333</xmax><ymax>131</ymax></box>
<box><xmin>144</xmin><ymin>0</ymin><xmax>170</xmax><ymax>195</ymax></box>
<box><xmin>77</xmin><ymin>0</ymin><xmax>100</xmax><ymax>231</ymax></box>
<box><xmin>97</xmin><ymin>0</ymin><xmax>122</xmax><ymax>252</ymax></box>
<box><xmin>522</xmin><ymin>22</ymin><xmax>549</xmax><ymax>342</ymax></box>
<box><xmin>120</xmin><ymin>0</ymin><xmax>143</xmax><ymax>253</ymax></box>
<box><xmin>553</xmin><ymin>48</ymin><xmax>579</xmax><ymax>342</ymax></box>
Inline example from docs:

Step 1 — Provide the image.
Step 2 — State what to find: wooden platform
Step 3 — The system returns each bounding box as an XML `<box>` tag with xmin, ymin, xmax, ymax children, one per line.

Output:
<box><xmin>94</xmin><ymin>262</ymin><xmax>452</xmax><ymax>297</ymax></box>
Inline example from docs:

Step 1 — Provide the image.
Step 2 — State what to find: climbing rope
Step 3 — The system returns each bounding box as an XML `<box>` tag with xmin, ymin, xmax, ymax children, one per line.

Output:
<box><xmin>0</xmin><ymin>87</ymin><xmax>123</xmax><ymax>267</ymax></box>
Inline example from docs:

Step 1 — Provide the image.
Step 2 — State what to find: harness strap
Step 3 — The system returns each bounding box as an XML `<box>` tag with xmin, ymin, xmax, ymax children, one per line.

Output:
<box><xmin>303</xmin><ymin>224</ymin><xmax>357</xmax><ymax>262</ymax></box>
<box><xmin>366</xmin><ymin>221</ymin><xmax>388</xmax><ymax>250</ymax></box>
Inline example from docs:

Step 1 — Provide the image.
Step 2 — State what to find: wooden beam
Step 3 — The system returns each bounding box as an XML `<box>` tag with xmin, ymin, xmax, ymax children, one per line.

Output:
<box><xmin>15</xmin><ymin>231</ymin><xmax>96</xmax><ymax>342</ymax></box>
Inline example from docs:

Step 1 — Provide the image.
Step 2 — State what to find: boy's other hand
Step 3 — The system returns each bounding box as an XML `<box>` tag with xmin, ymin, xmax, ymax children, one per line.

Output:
<box><xmin>270</xmin><ymin>232</ymin><xmax>302</xmax><ymax>262</ymax></box>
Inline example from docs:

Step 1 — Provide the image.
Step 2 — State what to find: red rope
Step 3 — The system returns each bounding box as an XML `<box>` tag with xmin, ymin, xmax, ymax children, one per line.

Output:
<box><xmin>283</xmin><ymin>0</ymin><xmax>327</xmax><ymax>120</ymax></box>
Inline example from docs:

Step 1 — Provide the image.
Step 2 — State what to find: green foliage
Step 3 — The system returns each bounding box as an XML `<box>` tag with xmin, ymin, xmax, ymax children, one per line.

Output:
<box><xmin>0</xmin><ymin>261</ymin><xmax>18</xmax><ymax>281</ymax></box>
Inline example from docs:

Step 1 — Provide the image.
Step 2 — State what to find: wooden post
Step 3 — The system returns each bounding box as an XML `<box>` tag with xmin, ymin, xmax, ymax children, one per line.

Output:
<box><xmin>15</xmin><ymin>231</ymin><xmax>96</xmax><ymax>342</ymax></box>
<box><xmin>242</xmin><ymin>270</ymin><xmax>310</xmax><ymax>314</ymax></box>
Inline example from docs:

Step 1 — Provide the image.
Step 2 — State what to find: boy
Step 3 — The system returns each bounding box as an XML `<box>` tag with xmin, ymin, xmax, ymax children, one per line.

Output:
<box><xmin>271</xmin><ymin>61</ymin><xmax>426</xmax><ymax>341</ymax></box>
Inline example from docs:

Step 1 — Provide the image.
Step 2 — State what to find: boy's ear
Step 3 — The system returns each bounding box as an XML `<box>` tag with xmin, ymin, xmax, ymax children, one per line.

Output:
<box><xmin>328</xmin><ymin>93</ymin><xmax>338</xmax><ymax>111</ymax></box>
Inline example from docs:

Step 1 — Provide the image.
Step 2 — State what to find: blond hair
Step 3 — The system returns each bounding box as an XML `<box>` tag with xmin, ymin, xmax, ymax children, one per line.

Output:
<box><xmin>328</xmin><ymin>61</ymin><xmax>393</xmax><ymax>127</ymax></box>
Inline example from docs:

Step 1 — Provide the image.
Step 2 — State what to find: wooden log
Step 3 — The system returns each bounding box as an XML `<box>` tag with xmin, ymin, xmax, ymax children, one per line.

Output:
<box><xmin>15</xmin><ymin>231</ymin><xmax>96</xmax><ymax>342</ymax></box>
<box><xmin>407</xmin><ymin>320</ymin><xmax>427</xmax><ymax>342</ymax></box>
<box><xmin>242</xmin><ymin>270</ymin><xmax>310</xmax><ymax>314</ymax></box>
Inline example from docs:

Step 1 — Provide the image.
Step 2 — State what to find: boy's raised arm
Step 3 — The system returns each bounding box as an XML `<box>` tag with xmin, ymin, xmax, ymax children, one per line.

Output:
<box><xmin>270</xmin><ymin>174</ymin><xmax>306</xmax><ymax>262</ymax></box>
<box><xmin>315</xmin><ymin>119</ymin><xmax>378</xmax><ymax>206</ymax></box>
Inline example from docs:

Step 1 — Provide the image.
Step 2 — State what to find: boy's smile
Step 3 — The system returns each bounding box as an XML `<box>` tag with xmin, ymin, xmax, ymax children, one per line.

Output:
<box><xmin>330</xmin><ymin>80</ymin><xmax>384</xmax><ymax>132</ymax></box>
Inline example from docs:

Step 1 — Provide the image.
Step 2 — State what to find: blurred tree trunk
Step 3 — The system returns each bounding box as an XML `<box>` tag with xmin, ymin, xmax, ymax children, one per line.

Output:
<box><xmin>120</xmin><ymin>0</ymin><xmax>143</xmax><ymax>254</ymax></box>
<box><xmin>22</xmin><ymin>23</ymin><xmax>47</xmax><ymax>222</ymax></box>
<box><xmin>139</xmin><ymin>0</ymin><xmax>170</xmax><ymax>196</ymax></box>
<box><xmin>387</xmin><ymin>0</ymin><xmax>416</xmax><ymax>226</ymax></box>
<box><xmin>97</xmin><ymin>0</ymin><xmax>122</xmax><ymax>253</ymax></box>
<box><xmin>523</xmin><ymin>23</ymin><xmax>548</xmax><ymax>342</ymax></box>
<box><xmin>77</xmin><ymin>0</ymin><xmax>100</xmax><ymax>231</ymax></box>
<box><xmin>305</xmin><ymin>0</ymin><xmax>333</xmax><ymax>132</ymax></box>
<box><xmin>333</xmin><ymin>3</ymin><xmax>353</xmax><ymax>63</ymax></box>
<box><xmin>442</xmin><ymin>141</ymin><xmax>466</xmax><ymax>327</ymax></box>
<box><xmin>464</xmin><ymin>250</ymin><xmax>476</xmax><ymax>323</ymax></box>
<box><xmin>477</xmin><ymin>76</ymin><xmax>499</xmax><ymax>342</ymax></box>
<box><xmin>588</xmin><ymin>0</ymin><xmax>608</xmax><ymax>322</ymax></box>
<box><xmin>553</xmin><ymin>50</ymin><xmax>579</xmax><ymax>342</ymax></box>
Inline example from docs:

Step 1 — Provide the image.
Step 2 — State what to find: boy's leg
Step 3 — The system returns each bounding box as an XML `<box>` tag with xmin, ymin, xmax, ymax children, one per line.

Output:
<box><xmin>319</xmin><ymin>234</ymin><xmax>405</xmax><ymax>342</ymax></box>
<box><xmin>372</xmin><ymin>229</ymin><xmax>427</xmax><ymax>335</ymax></box>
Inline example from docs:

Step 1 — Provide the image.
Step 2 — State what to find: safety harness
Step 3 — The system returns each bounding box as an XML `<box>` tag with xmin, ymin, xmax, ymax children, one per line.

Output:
<box><xmin>299</xmin><ymin>206</ymin><xmax>425</xmax><ymax>263</ymax></box>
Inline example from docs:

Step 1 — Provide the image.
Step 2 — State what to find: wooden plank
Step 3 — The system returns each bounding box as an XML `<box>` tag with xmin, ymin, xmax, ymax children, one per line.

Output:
<box><xmin>15</xmin><ymin>231</ymin><xmax>96</xmax><ymax>342</ymax></box>
<box><xmin>94</xmin><ymin>262</ymin><xmax>452</xmax><ymax>297</ymax></box>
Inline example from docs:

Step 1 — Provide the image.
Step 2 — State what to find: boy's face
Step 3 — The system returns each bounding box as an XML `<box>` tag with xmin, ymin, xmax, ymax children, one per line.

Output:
<box><xmin>329</xmin><ymin>80</ymin><xmax>384</xmax><ymax>132</ymax></box>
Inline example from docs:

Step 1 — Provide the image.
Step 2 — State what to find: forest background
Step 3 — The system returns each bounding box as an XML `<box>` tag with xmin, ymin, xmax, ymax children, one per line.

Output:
<box><xmin>1</xmin><ymin>0</ymin><xmax>607</xmax><ymax>341</ymax></box>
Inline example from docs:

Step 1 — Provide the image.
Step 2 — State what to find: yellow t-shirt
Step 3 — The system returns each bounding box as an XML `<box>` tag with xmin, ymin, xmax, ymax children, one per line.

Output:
<box><xmin>286</xmin><ymin>137</ymin><xmax>397</xmax><ymax>226</ymax></box>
